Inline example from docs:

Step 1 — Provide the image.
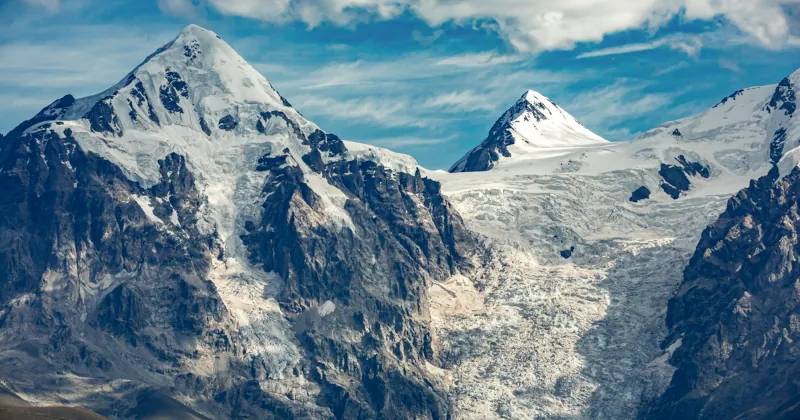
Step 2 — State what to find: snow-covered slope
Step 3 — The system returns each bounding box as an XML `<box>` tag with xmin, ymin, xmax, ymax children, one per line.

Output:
<box><xmin>450</xmin><ymin>90</ymin><xmax>609</xmax><ymax>172</ymax></box>
<box><xmin>342</xmin><ymin>140</ymin><xmax>420</xmax><ymax>174</ymax></box>
<box><xmin>427</xmin><ymin>71</ymin><xmax>800</xmax><ymax>419</ymax></box>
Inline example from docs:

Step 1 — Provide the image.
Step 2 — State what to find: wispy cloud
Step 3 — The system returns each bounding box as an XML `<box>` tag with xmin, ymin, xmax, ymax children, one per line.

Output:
<box><xmin>23</xmin><ymin>0</ymin><xmax>60</xmax><ymax>11</ymax></box>
<box><xmin>563</xmin><ymin>81</ymin><xmax>676</xmax><ymax>140</ymax></box>
<box><xmin>435</xmin><ymin>52</ymin><xmax>524</xmax><ymax>67</ymax></box>
<box><xmin>292</xmin><ymin>95</ymin><xmax>431</xmax><ymax>128</ymax></box>
<box><xmin>412</xmin><ymin>28</ymin><xmax>445</xmax><ymax>46</ymax></box>
<box><xmin>422</xmin><ymin>91</ymin><xmax>498</xmax><ymax>113</ymax></box>
<box><xmin>369</xmin><ymin>135</ymin><xmax>456</xmax><ymax>148</ymax></box>
<box><xmin>654</xmin><ymin>61</ymin><xmax>690</xmax><ymax>76</ymax></box>
<box><xmin>157</xmin><ymin>0</ymin><xmax>200</xmax><ymax>18</ymax></box>
<box><xmin>719</xmin><ymin>58</ymin><xmax>743</xmax><ymax>73</ymax></box>
<box><xmin>577</xmin><ymin>35</ymin><xmax>702</xmax><ymax>59</ymax></box>
<box><xmin>0</xmin><ymin>25</ymin><xmax>175</xmax><ymax>94</ymax></box>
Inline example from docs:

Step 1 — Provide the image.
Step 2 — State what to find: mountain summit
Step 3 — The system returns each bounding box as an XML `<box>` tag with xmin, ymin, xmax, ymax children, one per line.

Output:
<box><xmin>449</xmin><ymin>90</ymin><xmax>608</xmax><ymax>172</ymax></box>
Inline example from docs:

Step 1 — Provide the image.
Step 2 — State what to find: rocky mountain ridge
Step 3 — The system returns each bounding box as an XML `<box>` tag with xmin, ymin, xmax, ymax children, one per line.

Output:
<box><xmin>0</xmin><ymin>24</ymin><xmax>474</xmax><ymax>419</ymax></box>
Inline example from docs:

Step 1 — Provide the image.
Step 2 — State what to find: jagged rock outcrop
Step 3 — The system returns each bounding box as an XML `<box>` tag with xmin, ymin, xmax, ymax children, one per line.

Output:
<box><xmin>644</xmin><ymin>167</ymin><xmax>800</xmax><ymax>419</ymax></box>
<box><xmin>629</xmin><ymin>186</ymin><xmax>651</xmax><ymax>202</ymax></box>
<box><xmin>242</xmin><ymin>152</ymin><xmax>474</xmax><ymax>419</ymax></box>
<box><xmin>659</xmin><ymin>155</ymin><xmax>711</xmax><ymax>199</ymax></box>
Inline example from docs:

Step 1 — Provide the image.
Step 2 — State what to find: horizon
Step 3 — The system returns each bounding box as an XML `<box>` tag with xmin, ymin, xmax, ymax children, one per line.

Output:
<box><xmin>3</xmin><ymin>1</ymin><xmax>800</xmax><ymax>169</ymax></box>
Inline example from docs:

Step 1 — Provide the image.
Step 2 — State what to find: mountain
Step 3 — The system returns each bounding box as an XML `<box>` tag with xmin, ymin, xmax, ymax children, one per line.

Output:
<box><xmin>641</xmin><ymin>166</ymin><xmax>800</xmax><ymax>420</ymax></box>
<box><xmin>4</xmin><ymin>22</ymin><xmax>800</xmax><ymax>420</ymax></box>
<box><xmin>0</xmin><ymin>25</ymin><xmax>475</xmax><ymax>419</ymax></box>
<box><xmin>425</xmin><ymin>71</ymin><xmax>800</xmax><ymax>419</ymax></box>
<box><xmin>448</xmin><ymin>79</ymin><xmax>800</xmax><ymax>200</ymax></box>
<box><xmin>450</xmin><ymin>90</ymin><xmax>609</xmax><ymax>172</ymax></box>
<box><xmin>642</xmin><ymin>79</ymin><xmax>800</xmax><ymax>419</ymax></box>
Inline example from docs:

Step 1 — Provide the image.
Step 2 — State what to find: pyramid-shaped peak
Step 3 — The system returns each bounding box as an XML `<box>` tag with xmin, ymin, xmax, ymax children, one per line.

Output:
<box><xmin>166</xmin><ymin>24</ymin><xmax>235</xmax><ymax>59</ymax></box>
<box><xmin>522</xmin><ymin>89</ymin><xmax>551</xmax><ymax>102</ymax></box>
<box><xmin>21</xmin><ymin>22</ymin><xmax>308</xmax><ymax>142</ymax></box>
<box><xmin>128</xmin><ymin>23</ymin><xmax>291</xmax><ymax>110</ymax></box>
<box><xmin>449</xmin><ymin>89</ymin><xmax>608</xmax><ymax>172</ymax></box>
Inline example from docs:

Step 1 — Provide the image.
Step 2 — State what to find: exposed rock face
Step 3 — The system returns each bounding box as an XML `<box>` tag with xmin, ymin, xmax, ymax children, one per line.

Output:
<box><xmin>659</xmin><ymin>156</ymin><xmax>710</xmax><ymax>199</ymax></box>
<box><xmin>559</xmin><ymin>246</ymin><xmax>575</xmax><ymax>259</ymax></box>
<box><xmin>242</xmin><ymin>154</ymin><xmax>474</xmax><ymax>419</ymax></box>
<box><xmin>629</xmin><ymin>186</ymin><xmax>651</xmax><ymax>202</ymax></box>
<box><xmin>659</xmin><ymin>164</ymin><xmax>691</xmax><ymax>199</ymax></box>
<box><xmin>218</xmin><ymin>115</ymin><xmax>237</xmax><ymax>131</ymax></box>
<box><xmin>86</xmin><ymin>97</ymin><xmax>123</xmax><ymax>136</ymax></box>
<box><xmin>767</xmin><ymin>77</ymin><xmax>796</xmax><ymax>117</ymax></box>
<box><xmin>644</xmin><ymin>166</ymin><xmax>800</xmax><ymax>419</ymax></box>
<box><xmin>771</xmin><ymin>127</ymin><xmax>788</xmax><ymax>164</ymax></box>
<box><xmin>5</xmin><ymin>94</ymin><xmax>75</xmax><ymax>139</ymax></box>
<box><xmin>0</xmin><ymin>125</ymin><xmax>240</xmax><ymax>416</ymax></box>
<box><xmin>713</xmin><ymin>89</ymin><xmax>744</xmax><ymax>108</ymax></box>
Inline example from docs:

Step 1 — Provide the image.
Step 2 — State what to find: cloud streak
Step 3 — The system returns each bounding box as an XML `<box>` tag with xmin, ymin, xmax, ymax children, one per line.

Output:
<box><xmin>563</xmin><ymin>81</ymin><xmax>676</xmax><ymax>140</ymax></box>
<box><xmin>577</xmin><ymin>35</ymin><xmax>703</xmax><ymax>59</ymax></box>
<box><xmin>23</xmin><ymin>0</ymin><xmax>60</xmax><ymax>11</ymax></box>
<box><xmin>368</xmin><ymin>135</ymin><xmax>455</xmax><ymax>148</ymax></box>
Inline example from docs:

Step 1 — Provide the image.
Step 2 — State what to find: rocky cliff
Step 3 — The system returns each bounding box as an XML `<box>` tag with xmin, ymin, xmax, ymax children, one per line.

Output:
<box><xmin>644</xmin><ymin>166</ymin><xmax>800</xmax><ymax>419</ymax></box>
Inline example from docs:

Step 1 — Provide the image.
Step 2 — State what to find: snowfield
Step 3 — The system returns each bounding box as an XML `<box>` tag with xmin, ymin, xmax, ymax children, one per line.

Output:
<box><xmin>425</xmin><ymin>71</ymin><xmax>800</xmax><ymax>418</ymax></box>
<box><xmin>429</xmin><ymin>171</ymin><xmax>732</xmax><ymax>419</ymax></box>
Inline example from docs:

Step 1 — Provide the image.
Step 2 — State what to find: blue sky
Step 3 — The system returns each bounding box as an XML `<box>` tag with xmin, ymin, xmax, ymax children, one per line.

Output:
<box><xmin>2</xmin><ymin>0</ymin><xmax>800</xmax><ymax>169</ymax></box>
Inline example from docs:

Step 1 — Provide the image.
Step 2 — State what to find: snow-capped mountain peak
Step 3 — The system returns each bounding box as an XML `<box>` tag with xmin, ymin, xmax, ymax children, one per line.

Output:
<box><xmin>450</xmin><ymin>89</ymin><xmax>608</xmax><ymax>172</ymax></box>
<box><xmin>13</xmin><ymin>24</ymin><xmax>358</xmax><ymax>243</ymax></box>
<box><xmin>21</xmin><ymin>24</ymin><xmax>309</xmax><ymax>145</ymax></box>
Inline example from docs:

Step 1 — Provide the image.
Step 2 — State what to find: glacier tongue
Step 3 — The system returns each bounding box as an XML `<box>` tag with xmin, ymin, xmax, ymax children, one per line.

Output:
<box><xmin>430</xmin><ymin>169</ymin><xmax>732</xmax><ymax>419</ymax></box>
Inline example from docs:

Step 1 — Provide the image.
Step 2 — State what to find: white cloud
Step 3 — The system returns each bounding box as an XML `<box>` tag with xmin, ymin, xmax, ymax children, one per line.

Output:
<box><xmin>718</xmin><ymin>58</ymin><xmax>743</xmax><ymax>73</ymax></box>
<box><xmin>435</xmin><ymin>52</ymin><xmax>525</xmax><ymax>67</ymax></box>
<box><xmin>23</xmin><ymin>0</ymin><xmax>60</xmax><ymax>11</ymax></box>
<box><xmin>0</xmin><ymin>27</ymin><xmax>174</xmax><ymax>90</ymax></box>
<box><xmin>422</xmin><ymin>91</ymin><xmax>498</xmax><ymax>113</ymax></box>
<box><xmin>654</xmin><ymin>61</ymin><xmax>690</xmax><ymax>76</ymax></box>
<box><xmin>577</xmin><ymin>35</ymin><xmax>703</xmax><ymax>58</ymax></box>
<box><xmin>577</xmin><ymin>41</ymin><xmax>668</xmax><ymax>59</ymax></box>
<box><xmin>291</xmin><ymin>95</ymin><xmax>431</xmax><ymax>128</ymax></box>
<box><xmin>563</xmin><ymin>81</ymin><xmax>676</xmax><ymax>140</ymax></box>
<box><xmin>202</xmin><ymin>0</ymin><xmax>800</xmax><ymax>52</ymax></box>
<box><xmin>368</xmin><ymin>135</ymin><xmax>455</xmax><ymax>148</ymax></box>
<box><xmin>412</xmin><ymin>28</ymin><xmax>445</xmax><ymax>45</ymax></box>
<box><xmin>157</xmin><ymin>0</ymin><xmax>200</xmax><ymax>17</ymax></box>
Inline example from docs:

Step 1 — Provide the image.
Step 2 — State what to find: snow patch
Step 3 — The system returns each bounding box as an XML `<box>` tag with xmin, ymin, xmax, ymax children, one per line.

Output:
<box><xmin>344</xmin><ymin>141</ymin><xmax>420</xmax><ymax>174</ymax></box>
<box><xmin>131</xmin><ymin>194</ymin><xmax>163</xmax><ymax>225</ymax></box>
<box><xmin>318</xmin><ymin>301</ymin><xmax>336</xmax><ymax>317</ymax></box>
